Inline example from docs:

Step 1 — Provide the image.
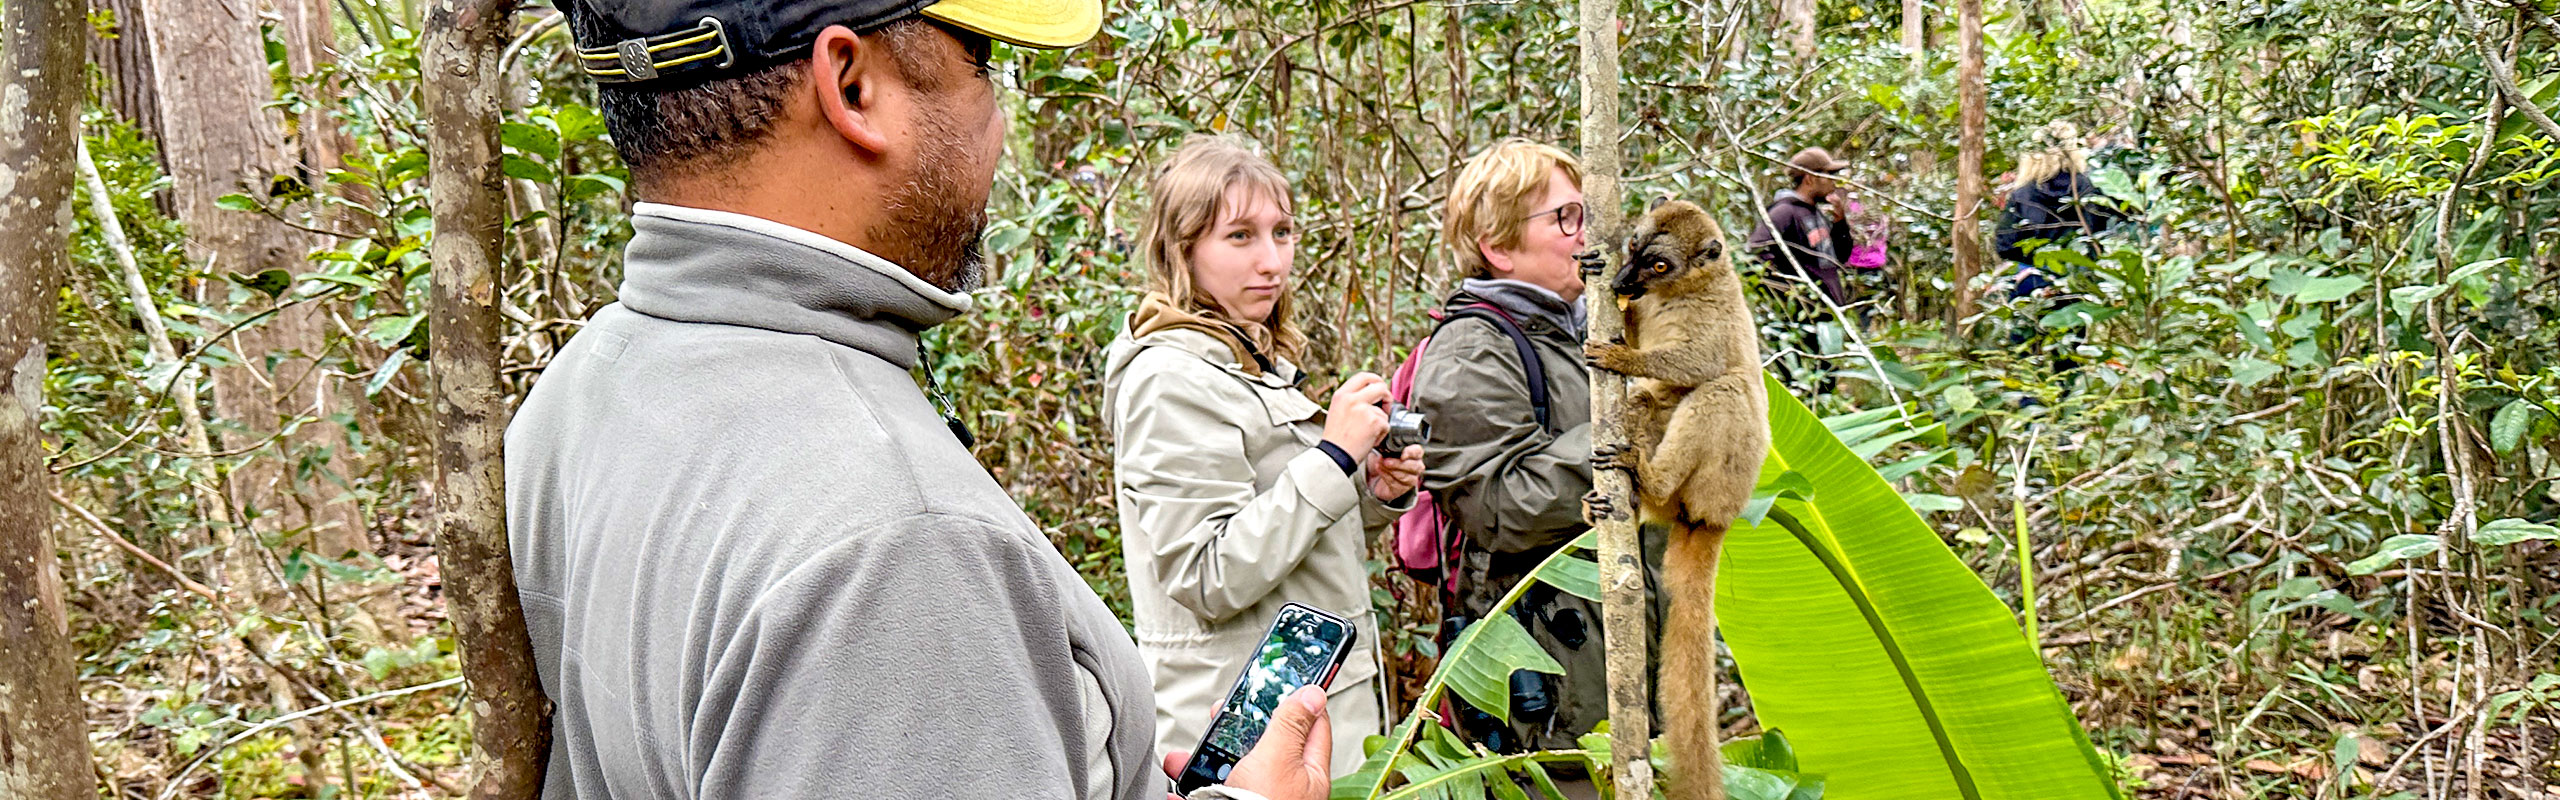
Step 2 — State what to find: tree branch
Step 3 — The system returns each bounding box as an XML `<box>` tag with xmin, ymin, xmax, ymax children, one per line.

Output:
<box><xmin>2471</xmin><ymin>6</ymin><xmax>2560</xmax><ymax>145</ymax></box>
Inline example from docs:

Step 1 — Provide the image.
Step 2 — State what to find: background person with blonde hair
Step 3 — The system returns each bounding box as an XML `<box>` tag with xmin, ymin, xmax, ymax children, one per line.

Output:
<box><xmin>1410</xmin><ymin>139</ymin><xmax>1654</xmax><ymax>763</ymax></box>
<box><xmin>1996</xmin><ymin>121</ymin><xmax>2125</xmax><ymax>297</ymax></box>
<box><xmin>1102</xmin><ymin>135</ymin><xmax>1422</xmax><ymax>778</ymax></box>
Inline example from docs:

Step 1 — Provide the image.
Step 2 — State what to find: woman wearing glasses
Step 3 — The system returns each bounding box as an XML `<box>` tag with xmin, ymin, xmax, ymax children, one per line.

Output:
<box><xmin>1411</xmin><ymin>139</ymin><xmax>1646</xmax><ymax>766</ymax></box>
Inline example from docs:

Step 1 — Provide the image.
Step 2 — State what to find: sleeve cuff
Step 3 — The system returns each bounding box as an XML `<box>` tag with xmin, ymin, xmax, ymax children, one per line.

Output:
<box><xmin>1288</xmin><ymin>446</ymin><xmax>1362</xmax><ymax>521</ymax></box>
<box><xmin>1315</xmin><ymin>440</ymin><xmax>1359</xmax><ymax>475</ymax></box>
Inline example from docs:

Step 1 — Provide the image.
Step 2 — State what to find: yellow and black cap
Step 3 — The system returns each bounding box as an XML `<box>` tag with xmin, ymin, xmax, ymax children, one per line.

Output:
<box><xmin>556</xmin><ymin>0</ymin><xmax>1103</xmax><ymax>85</ymax></box>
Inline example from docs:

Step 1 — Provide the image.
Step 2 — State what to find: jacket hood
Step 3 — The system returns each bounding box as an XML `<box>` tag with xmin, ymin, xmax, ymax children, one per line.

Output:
<box><xmin>1452</xmin><ymin>278</ymin><xmax>1587</xmax><ymax>338</ymax></box>
<box><xmin>1101</xmin><ymin>304</ymin><xmax>1303</xmax><ymax>431</ymax></box>
<box><xmin>615</xmin><ymin>203</ymin><xmax>971</xmax><ymax>370</ymax></box>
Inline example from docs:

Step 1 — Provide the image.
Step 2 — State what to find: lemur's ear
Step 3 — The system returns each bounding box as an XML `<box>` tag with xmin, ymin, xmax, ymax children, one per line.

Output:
<box><xmin>1647</xmin><ymin>194</ymin><xmax>1672</xmax><ymax>213</ymax></box>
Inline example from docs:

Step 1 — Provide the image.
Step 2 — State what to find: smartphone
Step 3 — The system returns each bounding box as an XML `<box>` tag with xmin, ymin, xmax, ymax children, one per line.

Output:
<box><xmin>1173</xmin><ymin>603</ymin><xmax>1359</xmax><ymax>795</ymax></box>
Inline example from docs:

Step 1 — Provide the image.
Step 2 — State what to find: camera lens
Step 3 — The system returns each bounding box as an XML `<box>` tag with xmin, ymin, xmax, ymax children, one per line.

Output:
<box><xmin>1378</xmin><ymin>404</ymin><xmax>1430</xmax><ymax>456</ymax></box>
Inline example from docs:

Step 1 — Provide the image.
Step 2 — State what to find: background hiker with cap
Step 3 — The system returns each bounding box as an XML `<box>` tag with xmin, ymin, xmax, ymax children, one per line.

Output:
<box><xmin>1103</xmin><ymin>136</ymin><xmax>1421</xmax><ymax>777</ymax></box>
<box><xmin>510</xmin><ymin>3</ymin><xmax>1330</xmax><ymax>798</ymax></box>
<box><xmin>1745</xmin><ymin>146</ymin><xmax>1861</xmax><ymax>307</ymax></box>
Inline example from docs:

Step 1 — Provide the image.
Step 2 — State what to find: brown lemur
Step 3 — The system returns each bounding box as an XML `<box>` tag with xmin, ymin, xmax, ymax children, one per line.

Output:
<box><xmin>1582</xmin><ymin>199</ymin><xmax>1769</xmax><ymax>800</ymax></box>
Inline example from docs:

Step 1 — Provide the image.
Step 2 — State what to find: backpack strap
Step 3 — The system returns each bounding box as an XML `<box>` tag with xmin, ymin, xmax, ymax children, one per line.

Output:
<box><xmin>1436</xmin><ymin>303</ymin><xmax>1551</xmax><ymax>430</ymax></box>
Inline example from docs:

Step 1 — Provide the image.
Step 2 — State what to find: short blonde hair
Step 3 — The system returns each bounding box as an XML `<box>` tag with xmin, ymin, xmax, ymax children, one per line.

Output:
<box><xmin>1137</xmin><ymin>135</ymin><xmax>1306</xmax><ymax>360</ymax></box>
<box><xmin>2006</xmin><ymin>121</ymin><xmax>2091</xmax><ymax>191</ymax></box>
<box><xmin>1445</xmin><ymin>139</ymin><xmax>1583</xmax><ymax>279</ymax></box>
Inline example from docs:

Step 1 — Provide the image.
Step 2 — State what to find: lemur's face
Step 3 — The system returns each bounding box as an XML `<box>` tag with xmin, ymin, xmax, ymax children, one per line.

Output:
<box><xmin>1613</xmin><ymin>200</ymin><xmax>1728</xmax><ymax>300</ymax></box>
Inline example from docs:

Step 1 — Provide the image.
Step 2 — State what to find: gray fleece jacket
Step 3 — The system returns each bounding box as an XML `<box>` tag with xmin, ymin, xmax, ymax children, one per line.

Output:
<box><xmin>505</xmin><ymin>203</ymin><xmax>1160</xmax><ymax>800</ymax></box>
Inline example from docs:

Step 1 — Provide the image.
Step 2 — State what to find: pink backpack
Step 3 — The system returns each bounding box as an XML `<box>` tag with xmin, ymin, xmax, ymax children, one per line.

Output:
<box><xmin>1387</xmin><ymin>303</ymin><xmax>1551</xmax><ymax>585</ymax></box>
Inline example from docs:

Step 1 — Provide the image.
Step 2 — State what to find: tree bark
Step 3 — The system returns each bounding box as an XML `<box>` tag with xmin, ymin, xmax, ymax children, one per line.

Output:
<box><xmin>0</xmin><ymin>0</ymin><xmax>99</xmax><ymax>796</ymax></box>
<box><xmin>423</xmin><ymin>2</ymin><xmax>553</xmax><ymax>797</ymax></box>
<box><xmin>1579</xmin><ymin>1</ymin><xmax>1655</xmax><ymax>798</ymax></box>
<box><xmin>1903</xmin><ymin>0</ymin><xmax>1925</xmax><ymax>75</ymax></box>
<box><xmin>1782</xmin><ymin>0</ymin><xmax>1818</xmax><ymax>60</ymax></box>
<box><xmin>1950</xmin><ymin>0</ymin><xmax>1987</xmax><ymax>334</ymax></box>
<box><xmin>91</xmin><ymin>0</ymin><xmax>166</xmax><ymax>152</ymax></box>
<box><xmin>139</xmin><ymin>0</ymin><xmax>373</xmax><ymax>591</ymax></box>
<box><xmin>277</xmin><ymin>0</ymin><xmax>352</xmax><ymax>184</ymax></box>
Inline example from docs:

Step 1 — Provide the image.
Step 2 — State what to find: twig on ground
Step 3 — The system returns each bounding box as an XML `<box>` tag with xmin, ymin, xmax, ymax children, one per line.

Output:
<box><xmin>154</xmin><ymin>677</ymin><xmax>465</xmax><ymax>800</ymax></box>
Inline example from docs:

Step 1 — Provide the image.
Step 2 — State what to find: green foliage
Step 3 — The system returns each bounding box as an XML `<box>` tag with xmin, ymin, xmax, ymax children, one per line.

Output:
<box><xmin>1332</xmin><ymin>535</ymin><xmax>1594</xmax><ymax>800</ymax></box>
<box><xmin>1723</xmin><ymin>375</ymin><xmax>2119</xmax><ymax>800</ymax></box>
<box><xmin>49</xmin><ymin>0</ymin><xmax>2560</xmax><ymax>792</ymax></box>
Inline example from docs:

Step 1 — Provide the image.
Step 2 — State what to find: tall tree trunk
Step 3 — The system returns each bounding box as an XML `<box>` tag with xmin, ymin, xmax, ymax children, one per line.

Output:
<box><xmin>92</xmin><ymin>0</ymin><xmax>166</xmax><ymax>151</ymax></box>
<box><xmin>0</xmin><ymin>0</ymin><xmax>98</xmax><ymax>796</ymax></box>
<box><xmin>1578</xmin><ymin>2</ymin><xmax>1655</xmax><ymax>799</ymax></box>
<box><xmin>1951</xmin><ymin>0</ymin><xmax>1987</xmax><ymax>334</ymax></box>
<box><xmin>277</xmin><ymin>0</ymin><xmax>350</xmax><ymax>184</ymax></box>
<box><xmin>423</xmin><ymin>3</ymin><xmax>553</xmax><ymax>797</ymax></box>
<box><xmin>139</xmin><ymin>0</ymin><xmax>372</xmax><ymax>601</ymax></box>
<box><xmin>1782</xmin><ymin>0</ymin><xmax>1818</xmax><ymax>60</ymax></box>
<box><xmin>1903</xmin><ymin>0</ymin><xmax>1925</xmax><ymax>75</ymax></box>
<box><xmin>276</xmin><ymin>0</ymin><xmax>416</xmax><ymax>642</ymax></box>
<box><xmin>1902</xmin><ymin>0</ymin><xmax>1930</xmax><ymax>328</ymax></box>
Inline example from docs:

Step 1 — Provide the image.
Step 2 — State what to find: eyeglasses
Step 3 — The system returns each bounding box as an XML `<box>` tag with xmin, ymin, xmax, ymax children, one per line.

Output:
<box><xmin>1525</xmin><ymin>201</ymin><xmax>1585</xmax><ymax>238</ymax></box>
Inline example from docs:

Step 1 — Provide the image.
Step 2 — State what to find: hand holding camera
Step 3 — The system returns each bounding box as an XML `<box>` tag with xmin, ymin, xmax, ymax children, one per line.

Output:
<box><xmin>1321</xmin><ymin>373</ymin><xmax>1425</xmax><ymax>502</ymax></box>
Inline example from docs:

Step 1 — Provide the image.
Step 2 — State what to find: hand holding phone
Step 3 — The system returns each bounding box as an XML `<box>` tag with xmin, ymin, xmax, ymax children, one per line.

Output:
<box><xmin>1173</xmin><ymin>604</ymin><xmax>1357</xmax><ymax>795</ymax></box>
<box><xmin>1162</xmin><ymin>687</ymin><xmax>1333</xmax><ymax>800</ymax></box>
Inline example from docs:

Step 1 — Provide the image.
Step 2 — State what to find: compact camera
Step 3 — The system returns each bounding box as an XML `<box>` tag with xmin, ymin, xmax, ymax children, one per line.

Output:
<box><xmin>1378</xmin><ymin>404</ymin><xmax>1430</xmax><ymax>456</ymax></box>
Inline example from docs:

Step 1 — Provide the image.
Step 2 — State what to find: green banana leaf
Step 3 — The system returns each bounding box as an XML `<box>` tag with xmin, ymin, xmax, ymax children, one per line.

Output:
<box><xmin>1331</xmin><ymin>538</ymin><xmax>1587</xmax><ymax>800</ymax></box>
<box><xmin>1715</xmin><ymin>372</ymin><xmax>2121</xmax><ymax>800</ymax></box>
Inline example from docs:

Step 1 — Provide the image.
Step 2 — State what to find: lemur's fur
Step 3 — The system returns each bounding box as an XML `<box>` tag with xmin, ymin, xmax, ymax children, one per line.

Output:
<box><xmin>1584</xmin><ymin>200</ymin><xmax>1768</xmax><ymax>800</ymax></box>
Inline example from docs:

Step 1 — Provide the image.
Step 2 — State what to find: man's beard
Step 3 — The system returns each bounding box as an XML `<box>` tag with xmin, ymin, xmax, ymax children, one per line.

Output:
<box><xmin>874</xmin><ymin>106</ymin><xmax>989</xmax><ymax>294</ymax></box>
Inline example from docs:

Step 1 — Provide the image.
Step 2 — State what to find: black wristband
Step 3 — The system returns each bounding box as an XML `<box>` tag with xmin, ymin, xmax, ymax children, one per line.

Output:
<box><xmin>1315</xmin><ymin>441</ymin><xmax>1359</xmax><ymax>475</ymax></box>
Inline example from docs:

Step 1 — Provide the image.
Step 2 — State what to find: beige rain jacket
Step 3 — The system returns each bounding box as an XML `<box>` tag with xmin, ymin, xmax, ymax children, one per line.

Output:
<box><xmin>1102</xmin><ymin>321</ymin><xmax>1401</xmax><ymax>777</ymax></box>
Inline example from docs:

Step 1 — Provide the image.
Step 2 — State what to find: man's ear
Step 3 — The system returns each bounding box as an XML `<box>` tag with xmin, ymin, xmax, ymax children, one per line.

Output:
<box><xmin>809</xmin><ymin>24</ymin><xmax>892</xmax><ymax>156</ymax></box>
<box><xmin>1478</xmin><ymin>238</ymin><xmax>1514</xmax><ymax>277</ymax></box>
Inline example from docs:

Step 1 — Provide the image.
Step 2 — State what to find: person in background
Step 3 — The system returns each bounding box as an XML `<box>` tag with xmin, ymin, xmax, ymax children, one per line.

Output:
<box><xmin>1103</xmin><ymin>135</ymin><xmax>1421</xmax><ymax>778</ymax></box>
<box><xmin>1746</xmin><ymin>146</ymin><xmax>1860</xmax><ymax>307</ymax></box>
<box><xmin>1996</xmin><ymin>121</ymin><xmax>2124</xmax><ymax>297</ymax></box>
<box><xmin>1995</xmin><ymin>121</ymin><xmax>2125</xmax><ymax>384</ymax></box>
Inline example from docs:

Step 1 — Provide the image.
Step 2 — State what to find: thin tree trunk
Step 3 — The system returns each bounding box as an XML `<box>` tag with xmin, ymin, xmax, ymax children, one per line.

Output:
<box><xmin>1950</xmin><ymin>0</ymin><xmax>1987</xmax><ymax>334</ymax></box>
<box><xmin>423</xmin><ymin>2</ymin><xmax>552</xmax><ymax>796</ymax></box>
<box><xmin>0</xmin><ymin>0</ymin><xmax>98</xmax><ymax>795</ymax></box>
<box><xmin>1903</xmin><ymin>0</ymin><xmax>1925</xmax><ymax>75</ymax></box>
<box><xmin>1579</xmin><ymin>1</ymin><xmax>1655</xmax><ymax>798</ymax></box>
<box><xmin>78</xmin><ymin>140</ymin><xmax>234</xmax><ymax>547</ymax></box>
<box><xmin>278</xmin><ymin>0</ymin><xmax>416</xmax><ymax>641</ymax></box>
<box><xmin>1782</xmin><ymin>0</ymin><xmax>1818</xmax><ymax>60</ymax></box>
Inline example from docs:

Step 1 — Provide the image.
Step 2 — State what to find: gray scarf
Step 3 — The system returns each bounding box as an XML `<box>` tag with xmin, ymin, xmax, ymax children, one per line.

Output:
<box><xmin>1457</xmin><ymin>278</ymin><xmax>1587</xmax><ymax>338</ymax></box>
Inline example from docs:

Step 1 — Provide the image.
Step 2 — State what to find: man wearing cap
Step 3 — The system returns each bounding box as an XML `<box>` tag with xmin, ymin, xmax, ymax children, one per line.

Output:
<box><xmin>1745</xmin><ymin>147</ymin><xmax>1859</xmax><ymax>305</ymax></box>
<box><xmin>507</xmin><ymin>3</ymin><xmax>1328</xmax><ymax>799</ymax></box>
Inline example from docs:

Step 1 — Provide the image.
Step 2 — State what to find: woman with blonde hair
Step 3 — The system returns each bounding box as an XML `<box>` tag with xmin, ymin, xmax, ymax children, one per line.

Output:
<box><xmin>1411</xmin><ymin>138</ymin><xmax>1639</xmax><ymax>760</ymax></box>
<box><xmin>1101</xmin><ymin>135</ymin><xmax>1421</xmax><ymax>776</ymax></box>
<box><xmin>1997</xmin><ymin>121</ymin><xmax>2124</xmax><ymax>296</ymax></box>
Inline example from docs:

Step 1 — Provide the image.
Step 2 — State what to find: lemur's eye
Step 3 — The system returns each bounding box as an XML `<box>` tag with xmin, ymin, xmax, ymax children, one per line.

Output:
<box><xmin>1649</xmin><ymin>259</ymin><xmax>1671</xmax><ymax>273</ymax></box>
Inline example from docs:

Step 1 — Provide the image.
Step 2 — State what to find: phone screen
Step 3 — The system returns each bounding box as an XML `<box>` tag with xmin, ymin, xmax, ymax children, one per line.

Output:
<box><xmin>1176</xmin><ymin>604</ymin><xmax>1354</xmax><ymax>793</ymax></box>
